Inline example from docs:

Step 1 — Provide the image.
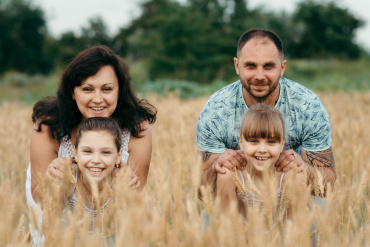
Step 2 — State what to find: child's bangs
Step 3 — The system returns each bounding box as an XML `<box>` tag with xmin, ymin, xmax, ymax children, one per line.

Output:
<box><xmin>241</xmin><ymin>112</ymin><xmax>284</xmax><ymax>142</ymax></box>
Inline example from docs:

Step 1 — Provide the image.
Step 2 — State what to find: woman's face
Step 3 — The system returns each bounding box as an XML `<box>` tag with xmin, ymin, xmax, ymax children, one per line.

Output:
<box><xmin>75</xmin><ymin>130</ymin><xmax>121</xmax><ymax>186</ymax></box>
<box><xmin>73</xmin><ymin>65</ymin><xmax>119</xmax><ymax>120</ymax></box>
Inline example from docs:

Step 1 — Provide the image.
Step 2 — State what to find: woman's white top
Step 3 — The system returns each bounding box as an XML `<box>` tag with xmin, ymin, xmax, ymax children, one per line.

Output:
<box><xmin>25</xmin><ymin>130</ymin><xmax>130</xmax><ymax>246</ymax></box>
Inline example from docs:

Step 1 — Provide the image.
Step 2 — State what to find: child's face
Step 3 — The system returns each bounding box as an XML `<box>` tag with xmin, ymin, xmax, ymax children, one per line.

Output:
<box><xmin>75</xmin><ymin>130</ymin><xmax>121</xmax><ymax>185</ymax></box>
<box><xmin>239</xmin><ymin>136</ymin><xmax>285</xmax><ymax>173</ymax></box>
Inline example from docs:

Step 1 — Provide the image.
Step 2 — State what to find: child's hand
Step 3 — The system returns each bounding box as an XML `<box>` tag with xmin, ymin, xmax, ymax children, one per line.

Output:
<box><xmin>45</xmin><ymin>157</ymin><xmax>74</xmax><ymax>185</ymax></box>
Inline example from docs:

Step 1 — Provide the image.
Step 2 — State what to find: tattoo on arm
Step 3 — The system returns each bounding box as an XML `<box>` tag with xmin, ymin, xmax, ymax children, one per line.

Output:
<box><xmin>202</xmin><ymin>151</ymin><xmax>213</xmax><ymax>163</ymax></box>
<box><xmin>305</xmin><ymin>147</ymin><xmax>335</xmax><ymax>168</ymax></box>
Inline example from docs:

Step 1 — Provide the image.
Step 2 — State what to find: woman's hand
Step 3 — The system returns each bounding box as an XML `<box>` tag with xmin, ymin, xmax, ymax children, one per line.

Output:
<box><xmin>114</xmin><ymin>164</ymin><xmax>141</xmax><ymax>190</ymax></box>
<box><xmin>45</xmin><ymin>157</ymin><xmax>74</xmax><ymax>185</ymax></box>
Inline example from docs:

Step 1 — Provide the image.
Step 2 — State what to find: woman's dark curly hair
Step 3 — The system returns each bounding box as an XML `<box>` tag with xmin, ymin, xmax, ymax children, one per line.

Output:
<box><xmin>32</xmin><ymin>45</ymin><xmax>157</xmax><ymax>141</ymax></box>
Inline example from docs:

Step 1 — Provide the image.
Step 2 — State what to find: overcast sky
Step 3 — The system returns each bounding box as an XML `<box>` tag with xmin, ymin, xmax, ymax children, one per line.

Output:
<box><xmin>35</xmin><ymin>0</ymin><xmax>370</xmax><ymax>52</ymax></box>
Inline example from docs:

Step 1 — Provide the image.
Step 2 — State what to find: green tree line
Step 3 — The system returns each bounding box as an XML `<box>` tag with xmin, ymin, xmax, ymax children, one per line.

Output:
<box><xmin>0</xmin><ymin>0</ymin><xmax>366</xmax><ymax>83</ymax></box>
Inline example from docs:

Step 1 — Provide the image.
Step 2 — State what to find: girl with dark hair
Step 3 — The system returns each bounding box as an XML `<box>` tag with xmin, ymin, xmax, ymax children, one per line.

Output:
<box><xmin>46</xmin><ymin>117</ymin><xmax>137</xmax><ymax>245</ymax></box>
<box><xmin>26</xmin><ymin>45</ymin><xmax>156</xmax><ymax>245</ymax></box>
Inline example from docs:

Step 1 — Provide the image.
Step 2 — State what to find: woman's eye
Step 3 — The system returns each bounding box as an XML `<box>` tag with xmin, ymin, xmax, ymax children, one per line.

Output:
<box><xmin>82</xmin><ymin>87</ymin><xmax>93</xmax><ymax>92</ymax></box>
<box><xmin>103</xmin><ymin>87</ymin><xmax>113</xmax><ymax>92</ymax></box>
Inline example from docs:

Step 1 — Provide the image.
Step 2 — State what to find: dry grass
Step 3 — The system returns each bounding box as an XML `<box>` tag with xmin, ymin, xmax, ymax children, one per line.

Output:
<box><xmin>0</xmin><ymin>92</ymin><xmax>369</xmax><ymax>246</ymax></box>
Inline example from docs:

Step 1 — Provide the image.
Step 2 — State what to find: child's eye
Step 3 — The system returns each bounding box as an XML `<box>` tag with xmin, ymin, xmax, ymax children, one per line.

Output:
<box><xmin>249</xmin><ymin>139</ymin><xmax>258</xmax><ymax>143</ymax></box>
<box><xmin>103</xmin><ymin>151</ymin><xmax>111</xmax><ymax>155</ymax></box>
<box><xmin>268</xmin><ymin>140</ymin><xmax>277</xmax><ymax>144</ymax></box>
<box><xmin>83</xmin><ymin>149</ymin><xmax>92</xmax><ymax>153</ymax></box>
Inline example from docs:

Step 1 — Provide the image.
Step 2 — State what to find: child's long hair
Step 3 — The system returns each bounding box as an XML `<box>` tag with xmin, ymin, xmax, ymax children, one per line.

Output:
<box><xmin>75</xmin><ymin>117</ymin><xmax>122</xmax><ymax>151</ymax></box>
<box><xmin>240</xmin><ymin>104</ymin><xmax>285</xmax><ymax>143</ymax></box>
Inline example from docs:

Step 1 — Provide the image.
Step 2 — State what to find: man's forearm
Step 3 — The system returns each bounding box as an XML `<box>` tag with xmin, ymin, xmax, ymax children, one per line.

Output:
<box><xmin>302</xmin><ymin>147</ymin><xmax>337</xmax><ymax>197</ymax></box>
<box><xmin>305</xmin><ymin>164</ymin><xmax>336</xmax><ymax>196</ymax></box>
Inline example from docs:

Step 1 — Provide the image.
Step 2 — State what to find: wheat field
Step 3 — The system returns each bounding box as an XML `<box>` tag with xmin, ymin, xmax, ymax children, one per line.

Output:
<box><xmin>0</xmin><ymin>92</ymin><xmax>369</xmax><ymax>246</ymax></box>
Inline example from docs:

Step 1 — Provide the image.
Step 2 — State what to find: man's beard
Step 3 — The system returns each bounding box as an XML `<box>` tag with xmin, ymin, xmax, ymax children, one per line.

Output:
<box><xmin>243</xmin><ymin>80</ymin><xmax>280</xmax><ymax>103</ymax></box>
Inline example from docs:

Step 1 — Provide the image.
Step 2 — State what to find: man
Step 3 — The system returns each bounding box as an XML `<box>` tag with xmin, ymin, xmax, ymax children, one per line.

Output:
<box><xmin>196</xmin><ymin>29</ymin><xmax>336</xmax><ymax>196</ymax></box>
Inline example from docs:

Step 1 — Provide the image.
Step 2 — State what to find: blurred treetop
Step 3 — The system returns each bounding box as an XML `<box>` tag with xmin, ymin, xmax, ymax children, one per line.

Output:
<box><xmin>0</xmin><ymin>0</ymin><xmax>366</xmax><ymax>83</ymax></box>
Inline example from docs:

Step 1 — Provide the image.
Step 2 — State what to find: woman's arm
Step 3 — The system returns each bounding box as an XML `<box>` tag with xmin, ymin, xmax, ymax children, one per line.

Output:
<box><xmin>126</xmin><ymin>121</ymin><xmax>152</xmax><ymax>188</ymax></box>
<box><xmin>30</xmin><ymin>123</ymin><xmax>60</xmax><ymax>203</ymax></box>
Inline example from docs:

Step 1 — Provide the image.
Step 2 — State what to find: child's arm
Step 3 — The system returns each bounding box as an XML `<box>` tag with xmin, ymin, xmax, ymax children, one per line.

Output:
<box><xmin>284</xmin><ymin>171</ymin><xmax>306</xmax><ymax>220</ymax></box>
<box><xmin>217</xmin><ymin>168</ymin><xmax>238</xmax><ymax>212</ymax></box>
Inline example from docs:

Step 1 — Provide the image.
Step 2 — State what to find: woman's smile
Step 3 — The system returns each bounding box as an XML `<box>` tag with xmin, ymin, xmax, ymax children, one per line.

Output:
<box><xmin>73</xmin><ymin>65</ymin><xmax>119</xmax><ymax>120</ymax></box>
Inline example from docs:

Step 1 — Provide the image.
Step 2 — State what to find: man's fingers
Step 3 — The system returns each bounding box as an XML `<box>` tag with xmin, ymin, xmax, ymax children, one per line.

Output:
<box><xmin>214</xmin><ymin>163</ymin><xmax>226</xmax><ymax>174</ymax></box>
<box><xmin>276</xmin><ymin>150</ymin><xmax>305</xmax><ymax>173</ymax></box>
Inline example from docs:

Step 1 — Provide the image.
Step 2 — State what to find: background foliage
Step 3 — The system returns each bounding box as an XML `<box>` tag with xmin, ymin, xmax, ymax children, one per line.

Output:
<box><xmin>0</xmin><ymin>0</ymin><xmax>368</xmax><ymax>87</ymax></box>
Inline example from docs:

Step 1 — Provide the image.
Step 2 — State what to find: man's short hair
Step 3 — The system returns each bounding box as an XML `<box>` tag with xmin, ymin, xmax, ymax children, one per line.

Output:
<box><xmin>237</xmin><ymin>29</ymin><xmax>284</xmax><ymax>59</ymax></box>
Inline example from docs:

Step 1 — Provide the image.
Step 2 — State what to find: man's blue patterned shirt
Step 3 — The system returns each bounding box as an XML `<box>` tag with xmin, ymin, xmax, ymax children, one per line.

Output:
<box><xmin>196</xmin><ymin>78</ymin><xmax>332</xmax><ymax>154</ymax></box>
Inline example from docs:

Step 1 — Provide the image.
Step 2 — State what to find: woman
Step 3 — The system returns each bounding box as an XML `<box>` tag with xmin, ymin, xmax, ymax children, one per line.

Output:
<box><xmin>26</xmin><ymin>45</ymin><xmax>157</xmax><ymax>245</ymax></box>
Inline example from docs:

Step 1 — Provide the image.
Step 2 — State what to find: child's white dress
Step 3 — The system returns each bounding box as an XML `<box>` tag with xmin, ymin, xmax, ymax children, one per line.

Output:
<box><xmin>25</xmin><ymin>130</ymin><xmax>130</xmax><ymax>246</ymax></box>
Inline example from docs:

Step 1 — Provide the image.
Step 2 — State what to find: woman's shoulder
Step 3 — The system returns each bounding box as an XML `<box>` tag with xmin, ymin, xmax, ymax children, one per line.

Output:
<box><xmin>31</xmin><ymin>123</ymin><xmax>60</xmax><ymax>150</ymax></box>
<box><xmin>128</xmin><ymin>121</ymin><xmax>151</xmax><ymax>140</ymax></box>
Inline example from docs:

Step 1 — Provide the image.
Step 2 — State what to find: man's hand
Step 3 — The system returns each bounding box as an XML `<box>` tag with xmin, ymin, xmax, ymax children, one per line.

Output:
<box><xmin>275</xmin><ymin>149</ymin><xmax>306</xmax><ymax>173</ymax></box>
<box><xmin>212</xmin><ymin>149</ymin><xmax>247</xmax><ymax>174</ymax></box>
<box><xmin>199</xmin><ymin>149</ymin><xmax>246</xmax><ymax>199</ymax></box>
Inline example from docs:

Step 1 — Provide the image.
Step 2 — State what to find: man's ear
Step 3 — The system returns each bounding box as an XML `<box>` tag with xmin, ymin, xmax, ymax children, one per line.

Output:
<box><xmin>234</xmin><ymin>57</ymin><xmax>240</xmax><ymax>76</ymax></box>
<box><xmin>280</xmin><ymin>60</ymin><xmax>287</xmax><ymax>77</ymax></box>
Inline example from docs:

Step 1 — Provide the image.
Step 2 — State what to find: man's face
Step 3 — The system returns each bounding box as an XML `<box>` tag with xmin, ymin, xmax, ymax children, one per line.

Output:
<box><xmin>234</xmin><ymin>37</ymin><xmax>286</xmax><ymax>106</ymax></box>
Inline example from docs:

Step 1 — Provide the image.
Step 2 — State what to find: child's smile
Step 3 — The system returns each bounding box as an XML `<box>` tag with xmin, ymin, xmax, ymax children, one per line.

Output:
<box><xmin>75</xmin><ymin>130</ymin><xmax>122</xmax><ymax>186</ymax></box>
<box><xmin>239</xmin><ymin>137</ymin><xmax>285</xmax><ymax>174</ymax></box>
<box><xmin>86</xmin><ymin>167</ymin><xmax>106</xmax><ymax>176</ymax></box>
